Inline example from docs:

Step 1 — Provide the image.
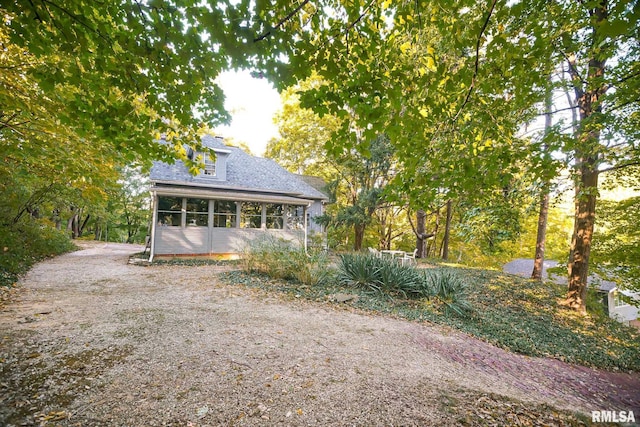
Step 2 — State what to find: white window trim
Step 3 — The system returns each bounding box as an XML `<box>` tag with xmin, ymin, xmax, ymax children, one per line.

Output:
<box><xmin>202</xmin><ymin>152</ymin><xmax>216</xmax><ymax>177</ymax></box>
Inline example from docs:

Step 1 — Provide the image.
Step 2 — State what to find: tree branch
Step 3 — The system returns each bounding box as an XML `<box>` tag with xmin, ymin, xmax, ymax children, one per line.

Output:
<box><xmin>605</xmin><ymin>96</ymin><xmax>640</xmax><ymax>114</ymax></box>
<box><xmin>614</xmin><ymin>69</ymin><xmax>640</xmax><ymax>86</ymax></box>
<box><xmin>254</xmin><ymin>0</ymin><xmax>311</xmax><ymax>42</ymax></box>
<box><xmin>41</xmin><ymin>0</ymin><xmax>112</xmax><ymax>44</ymax></box>
<box><xmin>599</xmin><ymin>160</ymin><xmax>640</xmax><ymax>174</ymax></box>
<box><xmin>452</xmin><ymin>0</ymin><xmax>498</xmax><ymax>124</ymax></box>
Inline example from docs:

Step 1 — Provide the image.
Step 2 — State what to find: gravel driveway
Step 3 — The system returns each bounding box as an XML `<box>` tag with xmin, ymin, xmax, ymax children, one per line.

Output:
<box><xmin>1</xmin><ymin>242</ymin><xmax>639</xmax><ymax>426</ymax></box>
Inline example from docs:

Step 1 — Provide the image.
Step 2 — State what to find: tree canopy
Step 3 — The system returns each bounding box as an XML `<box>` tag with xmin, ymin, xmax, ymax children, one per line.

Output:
<box><xmin>2</xmin><ymin>0</ymin><xmax>639</xmax><ymax>312</ymax></box>
<box><xmin>248</xmin><ymin>0</ymin><xmax>640</xmax><ymax>312</ymax></box>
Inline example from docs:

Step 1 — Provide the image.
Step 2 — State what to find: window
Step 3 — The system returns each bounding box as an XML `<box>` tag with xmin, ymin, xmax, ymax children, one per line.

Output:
<box><xmin>186</xmin><ymin>198</ymin><xmax>208</xmax><ymax>226</ymax></box>
<box><xmin>266</xmin><ymin>204</ymin><xmax>284</xmax><ymax>229</ymax></box>
<box><xmin>614</xmin><ymin>292</ymin><xmax>629</xmax><ymax>307</ymax></box>
<box><xmin>213</xmin><ymin>200</ymin><xmax>237</xmax><ymax>228</ymax></box>
<box><xmin>241</xmin><ymin>202</ymin><xmax>262</xmax><ymax>228</ymax></box>
<box><xmin>197</xmin><ymin>152</ymin><xmax>216</xmax><ymax>177</ymax></box>
<box><xmin>158</xmin><ymin>196</ymin><xmax>182</xmax><ymax>226</ymax></box>
<box><xmin>286</xmin><ymin>205</ymin><xmax>304</xmax><ymax>230</ymax></box>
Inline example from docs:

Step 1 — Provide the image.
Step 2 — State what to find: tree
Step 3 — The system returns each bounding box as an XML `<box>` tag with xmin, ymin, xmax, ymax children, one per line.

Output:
<box><xmin>265</xmin><ymin>74</ymin><xmax>342</xmax><ymax>178</ymax></box>
<box><xmin>1</xmin><ymin>1</ymin><xmax>266</xmax><ymax>252</ymax></box>
<box><xmin>249</xmin><ymin>0</ymin><xmax>639</xmax><ymax>312</ymax></box>
<box><xmin>324</xmin><ymin>134</ymin><xmax>396</xmax><ymax>250</ymax></box>
<box><xmin>590</xmin><ymin>168</ymin><xmax>640</xmax><ymax>298</ymax></box>
<box><xmin>557</xmin><ymin>0</ymin><xmax>639</xmax><ymax>312</ymax></box>
<box><xmin>531</xmin><ymin>78</ymin><xmax>555</xmax><ymax>280</ymax></box>
<box><xmin>2</xmin><ymin>1</ymin><xmax>260</xmax><ymax>165</ymax></box>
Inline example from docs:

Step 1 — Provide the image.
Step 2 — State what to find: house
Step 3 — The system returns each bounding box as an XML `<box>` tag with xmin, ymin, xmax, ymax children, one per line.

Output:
<box><xmin>148</xmin><ymin>135</ymin><xmax>329</xmax><ymax>260</ymax></box>
<box><xmin>599</xmin><ymin>281</ymin><xmax>640</xmax><ymax>329</ymax></box>
<box><xmin>504</xmin><ymin>259</ymin><xmax>639</xmax><ymax>328</ymax></box>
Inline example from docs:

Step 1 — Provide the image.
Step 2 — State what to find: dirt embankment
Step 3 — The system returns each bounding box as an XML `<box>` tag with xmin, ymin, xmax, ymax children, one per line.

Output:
<box><xmin>1</xmin><ymin>241</ymin><xmax>638</xmax><ymax>426</ymax></box>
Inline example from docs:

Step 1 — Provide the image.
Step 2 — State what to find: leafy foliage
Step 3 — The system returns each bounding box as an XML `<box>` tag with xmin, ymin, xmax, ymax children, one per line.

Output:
<box><xmin>591</xmin><ymin>196</ymin><xmax>640</xmax><ymax>296</ymax></box>
<box><xmin>1</xmin><ymin>0</ymin><xmax>264</xmax><ymax>259</ymax></box>
<box><xmin>249</xmin><ymin>0</ymin><xmax>640</xmax><ymax>311</ymax></box>
<box><xmin>0</xmin><ymin>222</ymin><xmax>76</xmax><ymax>287</ymax></box>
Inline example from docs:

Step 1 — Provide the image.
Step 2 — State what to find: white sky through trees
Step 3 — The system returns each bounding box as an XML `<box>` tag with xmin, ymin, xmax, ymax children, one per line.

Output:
<box><xmin>214</xmin><ymin>70</ymin><xmax>281</xmax><ymax>156</ymax></box>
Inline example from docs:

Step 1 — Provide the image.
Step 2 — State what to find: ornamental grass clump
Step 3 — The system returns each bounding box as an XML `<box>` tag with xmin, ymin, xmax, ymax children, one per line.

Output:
<box><xmin>423</xmin><ymin>269</ymin><xmax>473</xmax><ymax>317</ymax></box>
<box><xmin>376</xmin><ymin>259</ymin><xmax>425</xmax><ymax>297</ymax></box>
<box><xmin>240</xmin><ymin>235</ymin><xmax>330</xmax><ymax>286</ymax></box>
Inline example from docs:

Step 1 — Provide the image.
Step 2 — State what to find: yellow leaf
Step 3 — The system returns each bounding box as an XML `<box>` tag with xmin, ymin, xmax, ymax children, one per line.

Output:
<box><xmin>419</xmin><ymin>108</ymin><xmax>429</xmax><ymax>118</ymax></box>
<box><xmin>426</xmin><ymin>56</ymin><xmax>437</xmax><ymax>72</ymax></box>
<box><xmin>400</xmin><ymin>41</ymin><xmax>411</xmax><ymax>54</ymax></box>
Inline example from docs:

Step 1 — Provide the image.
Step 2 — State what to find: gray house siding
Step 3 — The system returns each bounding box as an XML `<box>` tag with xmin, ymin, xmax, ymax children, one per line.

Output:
<box><xmin>153</xmin><ymin>226</ymin><xmax>305</xmax><ymax>256</ymax></box>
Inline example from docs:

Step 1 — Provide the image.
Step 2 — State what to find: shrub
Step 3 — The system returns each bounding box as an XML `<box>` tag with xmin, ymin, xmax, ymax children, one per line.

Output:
<box><xmin>423</xmin><ymin>269</ymin><xmax>473</xmax><ymax>317</ymax></box>
<box><xmin>0</xmin><ymin>221</ymin><xmax>76</xmax><ymax>287</ymax></box>
<box><xmin>240</xmin><ymin>235</ymin><xmax>330</xmax><ymax>286</ymax></box>
<box><xmin>337</xmin><ymin>253</ymin><xmax>382</xmax><ymax>291</ymax></box>
<box><xmin>337</xmin><ymin>253</ymin><xmax>431</xmax><ymax>299</ymax></box>
<box><xmin>377</xmin><ymin>260</ymin><xmax>426</xmax><ymax>297</ymax></box>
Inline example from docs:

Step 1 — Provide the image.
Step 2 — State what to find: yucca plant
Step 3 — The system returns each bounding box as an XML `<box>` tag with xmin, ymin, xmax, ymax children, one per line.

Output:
<box><xmin>424</xmin><ymin>269</ymin><xmax>473</xmax><ymax>317</ymax></box>
<box><xmin>376</xmin><ymin>260</ymin><xmax>423</xmax><ymax>297</ymax></box>
<box><xmin>337</xmin><ymin>253</ymin><xmax>382</xmax><ymax>291</ymax></box>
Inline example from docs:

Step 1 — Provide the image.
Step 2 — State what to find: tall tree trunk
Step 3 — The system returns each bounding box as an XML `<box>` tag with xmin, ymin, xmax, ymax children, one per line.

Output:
<box><xmin>567</xmin><ymin>160</ymin><xmax>599</xmax><ymax>312</ymax></box>
<box><xmin>416</xmin><ymin>209</ymin><xmax>426</xmax><ymax>258</ymax></box>
<box><xmin>442</xmin><ymin>200</ymin><xmax>453</xmax><ymax>261</ymax></box>
<box><xmin>531</xmin><ymin>191</ymin><xmax>549</xmax><ymax>280</ymax></box>
<box><xmin>532</xmin><ymin>77</ymin><xmax>553</xmax><ymax>280</ymax></box>
<box><xmin>79</xmin><ymin>214</ymin><xmax>90</xmax><ymax>237</ymax></box>
<box><xmin>354</xmin><ymin>224</ymin><xmax>365</xmax><ymax>251</ymax></box>
<box><xmin>565</xmin><ymin>0</ymin><xmax>607</xmax><ymax>312</ymax></box>
<box><xmin>431</xmin><ymin>207</ymin><xmax>440</xmax><ymax>258</ymax></box>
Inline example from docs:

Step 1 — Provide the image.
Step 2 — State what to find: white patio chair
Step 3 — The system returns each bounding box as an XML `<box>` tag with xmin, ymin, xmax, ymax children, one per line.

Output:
<box><xmin>401</xmin><ymin>249</ymin><xmax>418</xmax><ymax>266</ymax></box>
<box><xmin>368</xmin><ymin>247</ymin><xmax>381</xmax><ymax>258</ymax></box>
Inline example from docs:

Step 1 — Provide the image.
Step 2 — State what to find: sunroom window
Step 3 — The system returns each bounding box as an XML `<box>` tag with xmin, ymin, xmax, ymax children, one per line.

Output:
<box><xmin>186</xmin><ymin>198</ymin><xmax>208</xmax><ymax>226</ymax></box>
<box><xmin>266</xmin><ymin>204</ymin><xmax>284</xmax><ymax>229</ymax></box>
<box><xmin>213</xmin><ymin>200</ymin><xmax>237</xmax><ymax>227</ymax></box>
<box><xmin>241</xmin><ymin>202</ymin><xmax>262</xmax><ymax>228</ymax></box>
<box><xmin>286</xmin><ymin>205</ymin><xmax>305</xmax><ymax>230</ymax></box>
<box><xmin>158</xmin><ymin>196</ymin><xmax>182</xmax><ymax>226</ymax></box>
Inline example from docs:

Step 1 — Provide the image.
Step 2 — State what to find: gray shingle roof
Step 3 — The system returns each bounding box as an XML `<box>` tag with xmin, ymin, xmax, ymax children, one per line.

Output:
<box><xmin>150</xmin><ymin>135</ymin><xmax>328</xmax><ymax>201</ymax></box>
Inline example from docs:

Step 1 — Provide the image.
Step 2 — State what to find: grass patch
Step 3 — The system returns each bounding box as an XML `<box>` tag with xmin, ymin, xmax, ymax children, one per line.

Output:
<box><xmin>220</xmin><ymin>262</ymin><xmax>640</xmax><ymax>372</ymax></box>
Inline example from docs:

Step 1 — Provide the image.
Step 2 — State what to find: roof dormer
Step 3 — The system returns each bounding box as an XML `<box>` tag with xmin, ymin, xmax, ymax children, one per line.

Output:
<box><xmin>193</xmin><ymin>148</ymin><xmax>230</xmax><ymax>181</ymax></box>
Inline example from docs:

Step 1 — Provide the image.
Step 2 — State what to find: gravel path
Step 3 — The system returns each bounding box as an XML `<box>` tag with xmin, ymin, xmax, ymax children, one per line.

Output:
<box><xmin>1</xmin><ymin>242</ymin><xmax>639</xmax><ymax>426</ymax></box>
<box><xmin>502</xmin><ymin>258</ymin><xmax>562</xmax><ymax>282</ymax></box>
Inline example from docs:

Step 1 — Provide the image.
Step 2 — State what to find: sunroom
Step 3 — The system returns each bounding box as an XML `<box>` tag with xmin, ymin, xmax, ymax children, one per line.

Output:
<box><xmin>148</xmin><ymin>135</ymin><xmax>328</xmax><ymax>259</ymax></box>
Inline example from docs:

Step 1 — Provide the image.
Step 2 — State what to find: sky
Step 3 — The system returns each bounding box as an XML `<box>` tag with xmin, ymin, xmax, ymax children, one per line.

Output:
<box><xmin>214</xmin><ymin>70</ymin><xmax>282</xmax><ymax>156</ymax></box>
